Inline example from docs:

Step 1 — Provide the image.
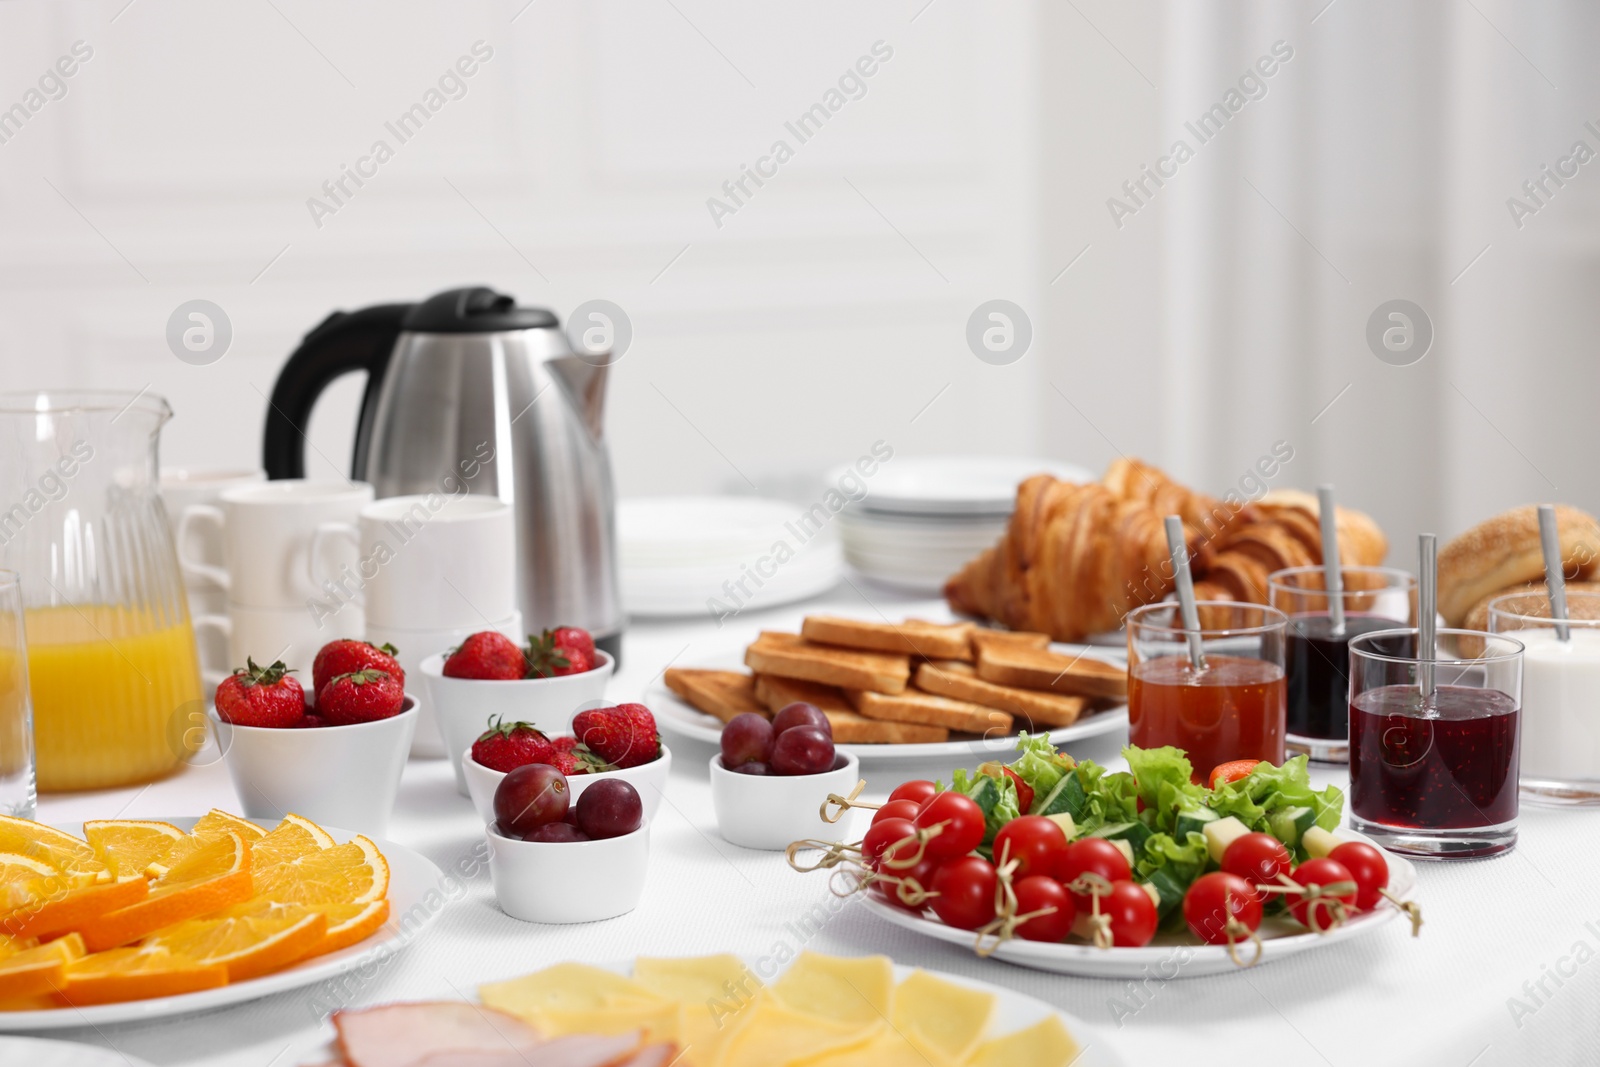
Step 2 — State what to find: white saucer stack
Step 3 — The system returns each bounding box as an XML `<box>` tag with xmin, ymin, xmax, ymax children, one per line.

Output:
<box><xmin>834</xmin><ymin>456</ymin><xmax>1093</xmax><ymax>594</ymax></box>
<box><xmin>618</xmin><ymin>497</ymin><xmax>843</xmax><ymax>618</ymax></box>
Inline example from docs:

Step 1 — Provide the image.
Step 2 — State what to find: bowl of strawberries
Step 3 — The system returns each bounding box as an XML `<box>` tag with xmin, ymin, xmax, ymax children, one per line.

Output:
<box><xmin>209</xmin><ymin>638</ymin><xmax>416</xmax><ymax>837</ymax></box>
<box><xmin>461</xmin><ymin>703</ymin><xmax>670</xmax><ymax>827</ymax></box>
<box><xmin>419</xmin><ymin>626</ymin><xmax>614</xmax><ymax>794</ymax></box>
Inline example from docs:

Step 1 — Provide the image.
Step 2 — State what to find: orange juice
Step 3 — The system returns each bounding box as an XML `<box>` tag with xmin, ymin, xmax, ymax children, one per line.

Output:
<box><xmin>26</xmin><ymin>606</ymin><xmax>203</xmax><ymax>791</ymax></box>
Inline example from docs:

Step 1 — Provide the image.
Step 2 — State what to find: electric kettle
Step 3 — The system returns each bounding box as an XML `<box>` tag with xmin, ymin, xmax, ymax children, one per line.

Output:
<box><xmin>262</xmin><ymin>286</ymin><xmax>623</xmax><ymax>661</ymax></box>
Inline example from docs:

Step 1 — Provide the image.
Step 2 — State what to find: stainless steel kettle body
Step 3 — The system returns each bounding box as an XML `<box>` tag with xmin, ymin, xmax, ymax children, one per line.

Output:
<box><xmin>262</xmin><ymin>287</ymin><xmax>624</xmax><ymax>659</ymax></box>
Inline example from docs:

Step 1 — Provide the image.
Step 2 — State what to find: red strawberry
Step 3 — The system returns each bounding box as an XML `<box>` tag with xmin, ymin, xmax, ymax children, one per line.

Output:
<box><xmin>551</xmin><ymin>751</ymin><xmax>597</xmax><ymax>776</ymax></box>
<box><xmin>215</xmin><ymin>658</ymin><xmax>306</xmax><ymax>728</ymax></box>
<box><xmin>297</xmin><ymin>713</ymin><xmax>329</xmax><ymax>729</ymax></box>
<box><xmin>551</xmin><ymin>735</ymin><xmax>580</xmax><ymax>755</ymax></box>
<box><xmin>571</xmin><ymin>703</ymin><xmax>659</xmax><ymax>768</ymax></box>
<box><xmin>526</xmin><ymin>628</ymin><xmax>595</xmax><ymax>678</ymax></box>
<box><xmin>471</xmin><ymin>717</ymin><xmax>556</xmax><ymax>772</ymax></box>
<box><xmin>443</xmin><ymin>632</ymin><xmax>525</xmax><ymax>680</ymax></box>
<box><xmin>318</xmin><ymin>668</ymin><xmax>405</xmax><ymax>725</ymax></box>
<box><xmin>314</xmin><ymin>639</ymin><xmax>405</xmax><ymax>695</ymax></box>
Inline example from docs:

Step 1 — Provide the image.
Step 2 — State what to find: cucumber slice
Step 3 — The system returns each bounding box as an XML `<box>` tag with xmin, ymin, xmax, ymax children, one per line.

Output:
<box><xmin>964</xmin><ymin>775</ymin><xmax>1001</xmax><ymax>821</ymax></box>
<box><xmin>1202</xmin><ymin>816</ymin><xmax>1251</xmax><ymax>864</ymax></box>
<box><xmin>1266</xmin><ymin>806</ymin><xmax>1316</xmax><ymax>850</ymax></box>
<box><xmin>1091</xmin><ymin>821</ymin><xmax>1153</xmax><ymax>854</ymax></box>
<box><xmin>1174</xmin><ymin>806</ymin><xmax>1220</xmax><ymax>840</ymax></box>
<box><xmin>1302</xmin><ymin>826</ymin><xmax>1342</xmax><ymax>859</ymax></box>
<box><xmin>1143</xmin><ymin>866</ymin><xmax>1189</xmax><ymax>917</ymax></box>
<box><xmin>1035</xmin><ymin>771</ymin><xmax>1088</xmax><ymax>819</ymax></box>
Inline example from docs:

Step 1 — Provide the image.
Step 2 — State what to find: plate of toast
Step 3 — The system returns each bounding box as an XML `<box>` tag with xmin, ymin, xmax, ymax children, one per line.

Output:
<box><xmin>656</xmin><ymin>615</ymin><xmax>1129</xmax><ymax>762</ymax></box>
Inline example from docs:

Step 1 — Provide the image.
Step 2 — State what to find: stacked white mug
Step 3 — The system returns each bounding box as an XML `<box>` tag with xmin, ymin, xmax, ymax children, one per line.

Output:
<box><xmin>310</xmin><ymin>493</ymin><xmax>520</xmax><ymax>758</ymax></box>
<box><xmin>177</xmin><ymin>480</ymin><xmax>372</xmax><ymax>696</ymax></box>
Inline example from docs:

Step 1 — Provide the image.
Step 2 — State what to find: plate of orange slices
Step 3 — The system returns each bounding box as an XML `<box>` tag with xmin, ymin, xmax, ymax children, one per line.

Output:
<box><xmin>0</xmin><ymin>810</ymin><xmax>444</xmax><ymax>1029</ymax></box>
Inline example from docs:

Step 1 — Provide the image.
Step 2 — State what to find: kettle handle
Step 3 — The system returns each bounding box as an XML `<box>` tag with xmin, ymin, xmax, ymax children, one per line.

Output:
<box><xmin>263</xmin><ymin>303</ymin><xmax>411</xmax><ymax>480</ymax></box>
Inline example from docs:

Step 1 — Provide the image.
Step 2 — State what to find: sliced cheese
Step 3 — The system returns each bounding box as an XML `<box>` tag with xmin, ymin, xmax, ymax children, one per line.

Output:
<box><xmin>480</xmin><ymin>961</ymin><xmax>666</xmax><ymax>1021</ymax></box>
<box><xmin>772</xmin><ymin>952</ymin><xmax>893</xmax><ymax>1027</ymax></box>
<box><xmin>1202</xmin><ymin>816</ymin><xmax>1251</xmax><ymax>865</ymax></box>
<box><xmin>635</xmin><ymin>955</ymin><xmax>762</xmax><ymax>1065</ymax></box>
<box><xmin>891</xmin><ymin>970</ymin><xmax>995</xmax><ymax>1065</ymax></box>
<box><xmin>1302</xmin><ymin>826</ymin><xmax>1342</xmax><ymax>859</ymax></box>
<box><xmin>805</xmin><ymin>1029</ymin><xmax>943</xmax><ymax>1067</ymax></box>
<box><xmin>719</xmin><ymin>993</ymin><xmax>880</xmax><ymax>1067</ymax></box>
<box><xmin>963</xmin><ymin>1015</ymin><xmax>1080</xmax><ymax>1067</ymax></box>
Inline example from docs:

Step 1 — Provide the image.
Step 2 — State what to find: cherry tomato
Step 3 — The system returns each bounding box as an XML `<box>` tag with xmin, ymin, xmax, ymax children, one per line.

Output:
<box><xmin>874</xmin><ymin>853</ymin><xmax>941</xmax><ymax>912</ymax></box>
<box><xmin>1329</xmin><ymin>842</ymin><xmax>1389</xmax><ymax>911</ymax></box>
<box><xmin>1001</xmin><ymin>767</ymin><xmax>1035</xmax><ymax>813</ymax></box>
<box><xmin>1287</xmin><ymin>858</ymin><xmax>1358</xmax><ymax>931</ymax></box>
<box><xmin>861</xmin><ymin>817</ymin><xmax>918</xmax><ymax>870</ymax></box>
<box><xmin>1012</xmin><ymin>875</ymin><xmax>1075</xmax><ymax>943</ymax></box>
<box><xmin>1183</xmin><ymin>871</ymin><xmax>1263</xmax><ymax>945</ymax></box>
<box><xmin>991</xmin><ymin>816</ymin><xmax>1068</xmax><ymax>880</ymax></box>
<box><xmin>888</xmin><ymin>780</ymin><xmax>938</xmax><ymax>808</ymax></box>
<box><xmin>872</xmin><ymin>799</ymin><xmax>924</xmax><ymax>827</ymax></box>
<box><xmin>914</xmin><ymin>792</ymin><xmax>986</xmax><ymax>861</ymax></box>
<box><xmin>1101</xmin><ymin>880</ymin><xmax>1159</xmax><ymax>947</ymax></box>
<box><xmin>1208</xmin><ymin>759</ymin><xmax>1263</xmax><ymax>789</ymax></box>
<box><xmin>929</xmin><ymin>857</ymin><xmax>998</xmax><ymax>930</ymax></box>
<box><xmin>1221</xmin><ymin>832</ymin><xmax>1293</xmax><ymax>901</ymax></box>
<box><xmin>1055</xmin><ymin>838</ymin><xmax>1132</xmax><ymax>912</ymax></box>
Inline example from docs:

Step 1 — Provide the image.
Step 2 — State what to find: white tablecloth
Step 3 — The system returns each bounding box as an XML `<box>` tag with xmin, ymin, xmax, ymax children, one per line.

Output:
<box><xmin>32</xmin><ymin>589</ymin><xmax>1600</xmax><ymax>1067</ymax></box>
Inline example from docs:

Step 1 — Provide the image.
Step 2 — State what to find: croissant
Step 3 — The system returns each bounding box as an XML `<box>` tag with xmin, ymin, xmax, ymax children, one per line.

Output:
<box><xmin>945</xmin><ymin>460</ymin><xmax>1388</xmax><ymax>641</ymax></box>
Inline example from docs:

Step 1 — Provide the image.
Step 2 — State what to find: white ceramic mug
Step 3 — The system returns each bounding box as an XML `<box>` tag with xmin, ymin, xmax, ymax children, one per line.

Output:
<box><xmin>194</xmin><ymin>599</ymin><xmax>365</xmax><ymax>690</ymax></box>
<box><xmin>177</xmin><ymin>480</ymin><xmax>372</xmax><ymax>611</ymax></box>
<box><xmin>365</xmin><ymin>610</ymin><xmax>522</xmax><ymax>759</ymax></box>
<box><xmin>162</xmin><ymin>468</ymin><xmax>266</xmax><ymax>688</ymax></box>
<box><xmin>309</xmin><ymin>494</ymin><xmax>516</xmax><ymax>630</ymax></box>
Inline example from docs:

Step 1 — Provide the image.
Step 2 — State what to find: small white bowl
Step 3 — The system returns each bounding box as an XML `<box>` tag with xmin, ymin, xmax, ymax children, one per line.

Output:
<box><xmin>709</xmin><ymin>750</ymin><xmax>862</xmax><ymax>850</ymax></box>
<box><xmin>462</xmin><ymin>744</ymin><xmax>672</xmax><ymax>827</ymax></box>
<box><xmin>420</xmin><ymin>649</ymin><xmax>615</xmax><ymax>795</ymax></box>
<box><xmin>487</xmin><ymin>820</ymin><xmax>649</xmax><ymax>923</ymax></box>
<box><xmin>210</xmin><ymin>697</ymin><xmax>418</xmax><ymax>838</ymax></box>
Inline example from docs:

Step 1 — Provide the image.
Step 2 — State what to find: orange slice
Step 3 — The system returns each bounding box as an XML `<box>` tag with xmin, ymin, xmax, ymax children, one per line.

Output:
<box><xmin>310</xmin><ymin>899</ymin><xmax>389</xmax><ymax>956</ymax></box>
<box><xmin>54</xmin><ymin>944</ymin><xmax>227</xmax><ymax>1006</ymax></box>
<box><xmin>145</xmin><ymin>810</ymin><xmax>266</xmax><ymax>878</ymax></box>
<box><xmin>0</xmin><ymin>816</ymin><xmax>107</xmax><ymax>882</ymax></box>
<box><xmin>0</xmin><ymin>932</ymin><xmax>84</xmax><ymax>999</ymax></box>
<box><xmin>80</xmin><ymin>832</ymin><xmax>251</xmax><ymax>952</ymax></box>
<box><xmin>83</xmin><ymin>819</ymin><xmax>185</xmax><ymax>882</ymax></box>
<box><xmin>144</xmin><ymin>905</ymin><xmax>327</xmax><ymax>983</ymax></box>
<box><xmin>253</xmin><ymin>834</ymin><xmax>387</xmax><ymax>907</ymax></box>
<box><xmin>2</xmin><ymin>873</ymin><xmax>149</xmax><ymax>940</ymax></box>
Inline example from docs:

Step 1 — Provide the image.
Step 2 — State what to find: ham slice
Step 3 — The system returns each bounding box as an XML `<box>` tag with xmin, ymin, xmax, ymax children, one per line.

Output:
<box><xmin>334</xmin><ymin>1001</ymin><xmax>543</xmax><ymax>1067</ymax></box>
<box><xmin>411</xmin><ymin>1032</ymin><xmax>645</xmax><ymax>1067</ymax></box>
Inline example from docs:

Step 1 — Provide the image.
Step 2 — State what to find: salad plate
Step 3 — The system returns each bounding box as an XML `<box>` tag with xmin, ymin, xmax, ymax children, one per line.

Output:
<box><xmin>0</xmin><ymin>818</ymin><xmax>445</xmax><ymax>1032</ymax></box>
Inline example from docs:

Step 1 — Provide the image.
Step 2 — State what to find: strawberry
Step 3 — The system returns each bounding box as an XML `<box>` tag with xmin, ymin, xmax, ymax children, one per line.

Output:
<box><xmin>526</xmin><ymin>628</ymin><xmax>596</xmax><ymax>678</ymax></box>
<box><xmin>317</xmin><ymin>668</ymin><xmax>405</xmax><ymax>725</ymax></box>
<box><xmin>443</xmin><ymin>632</ymin><xmax>526</xmax><ymax>681</ymax></box>
<box><xmin>471</xmin><ymin>717</ymin><xmax>556</xmax><ymax>773</ymax></box>
<box><xmin>551</xmin><ymin>750</ymin><xmax>599</xmax><ymax>776</ymax></box>
<box><xmin>571</xmin><ymin>703</ymin><xmax>659</xmax><ymax>768</ymax></box>
<box><xmin>297</xmin><ymin>713</ymin><xmax>329</xmax><ymax>729</ymax></box>
<box><xmin>552</xmin><ymin>735</ymin><xmax>580</xmax><ymax>755</ymax></box>
<box><xmin>314</xmin><ymin>639</ymin><xmax>404</xmax><ymax>696</ymax></box>
<box><xmin>215</xmin><ymin>658</ymin><xmax>306</xmax><ymax>728</ymax></box>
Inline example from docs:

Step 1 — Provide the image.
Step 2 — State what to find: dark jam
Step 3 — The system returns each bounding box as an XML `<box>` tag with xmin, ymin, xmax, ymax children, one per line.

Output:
<box><xmin>1285</xmin><ymin>615</ymin><xmax>1412</xmax><ymax>740</ymax></box>
<box><xmin>1349</xmin><ymin>684</ymin><xmax>1520</xmax><ymax>828</ymax></box>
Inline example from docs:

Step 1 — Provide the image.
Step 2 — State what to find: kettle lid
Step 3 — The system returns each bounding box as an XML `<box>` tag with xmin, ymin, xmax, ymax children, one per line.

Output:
<box><xmin>402</xmin><ymin>286</ymin><xmax>557</xmax><ymax>334</ymax></box>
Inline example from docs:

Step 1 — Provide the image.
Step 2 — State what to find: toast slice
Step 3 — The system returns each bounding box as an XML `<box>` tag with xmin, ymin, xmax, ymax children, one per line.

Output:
<box><xmin>745</xmin><ymin>632</ymin><xmax>910</xmax><ymax>694</ymax></box>
<box><xmin>969</xmin><ymin>629</ymin><xmax>1052</xmax><ymax>657</ymax></box>
<box><xmin>753</xmin><ymin>674</ymin><xmax>947</xmax><ymax>744</ymax></box>
<box><xmin>663</xmin><ymin>668</ymin><xmax>767</xmax><ymax>723</ymax></box>
<box><xmin>915</xmin><ymin>660</ymin><xmax>1087</xmax><ymax>727</ymax></box>
<box><xmin>844</xmin><ymin>688</ymin><xmax>1013</xmax><ymax>735</ymax></box>
<box><xmin>800</xmin><ymin>615</ymin><xmax>975</xmax><ymax>661</ymax></box>
<box><xmin>975</xmin><ymin>643</ymin><xmax>1127</xmax><ymax>701</ymax></box>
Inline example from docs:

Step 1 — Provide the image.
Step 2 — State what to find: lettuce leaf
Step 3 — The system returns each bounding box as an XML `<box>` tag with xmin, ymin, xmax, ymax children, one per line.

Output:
<box><xmin>1135</xmin><ymin>830</ymin><xmax>1210</xmax><ymax>884</ymax></box>
<box><xmin>1205</xmin><ymin>754</ymin><xmax>1344</xmax><ymax>833</ymax></box>
<box><xmin>1122</xmin><ymin>745</ymin><xmax>1203</xmax><ymax>834</ymax></box>
<box><xmin>1069</xmin><ymin>762</ymin><xmax>1139</xmax><ymax>836</ymax></box>
<box><xmin>1008</xmin><ymin>732</ymin><xmax>1076</xmax><ymax>807</ymax></box>
<box><xmin>949</xmin><ymin>766</ymin><xmax>1021</xmax><ymax>848</ymax></box>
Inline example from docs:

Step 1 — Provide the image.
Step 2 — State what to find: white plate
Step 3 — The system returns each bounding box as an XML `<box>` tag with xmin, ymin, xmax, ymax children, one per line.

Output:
<box><xmin>862</xmin><ymin>829</ymin><xmax>1417</xmax><ymax>978</ymax></box>
<box><xmin>830</xmin><ymin>456</ymin><xmax>1093</xmax><ymax>516</ymax></box>
<box><xmin>0</xmin><ymin>1037</ymin><xmax>155</xmax><ymax>1066</ymax></box>
<box><xmin>0</xmin><ymin>817</ymin><xmax>445</xmax><ymax>1032</ymax></box>
<box><xmin>647</xmin><ymin>648</ymin><xmax>1129</xmax><ymax>764</ymax></box>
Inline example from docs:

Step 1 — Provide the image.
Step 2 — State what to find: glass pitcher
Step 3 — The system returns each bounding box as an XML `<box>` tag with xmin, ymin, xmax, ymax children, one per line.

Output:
<box><xmin>0</xmin><ymin>391</ymin><xmax>203</xmax><ymax>791</ymax></box>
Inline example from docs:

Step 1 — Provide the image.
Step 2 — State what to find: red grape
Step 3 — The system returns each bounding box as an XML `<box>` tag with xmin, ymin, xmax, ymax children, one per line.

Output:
<box><xmin>574</xmin><ymin>779</ymin><xmax>643</xmax><ymax>839</ymax></box>
<box><xmin>731</xmin><ymin>761</ymin><xmax>770</xmax><ymax>775</ymax></box>
<box><xmin>494</xmin><ymin>764</ymin><xmax>569</xmax><ymax>837</ymax></box>
<box><xmin>720</xmin><ymin>712</ymin><xmax>774</xmax><ymax>767</ymax></box>
<box><xmin>772</xmin><ymin>702</ymin><xmax>832</xmax><ymax>739</ymax></box>
<box><xmin>770</xmin><ymin>725</ymin><xmax>836</xmax><ymax>775</ymax></box>
<box><xmin>524</xmin><ymin>822</ymin><xmax>590</xmax><ymax>843</ymax></box>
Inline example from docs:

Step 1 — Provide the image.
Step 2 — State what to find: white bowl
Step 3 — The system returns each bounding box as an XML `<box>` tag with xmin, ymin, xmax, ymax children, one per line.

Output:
<box><xmin>487</xmin><ymin>820</ymin><xmax>649</xmax><ymax>923</ymax></box>
<box><xmin>210</xmin><ymin>697</ymin><xmax>417</xmax><ymax>838</ymax></box>
<box><xmin>709</xmin><ymin>750</ymin><xmax>862</xmax><ymax>850</ymax></box>
<box><xmin>462</xmin><ymin>744</ymin><xmax>672</xmax><ymax>827</ymax></box>
<box><xmin>366</xmin><ymin>612</ymin><xmax>522</xmax><ymax>760</ymax></box>
<box><xmin>420</xmin><ymin>650</ymin><xmax>615</xmax><ymax>795</ymax></box>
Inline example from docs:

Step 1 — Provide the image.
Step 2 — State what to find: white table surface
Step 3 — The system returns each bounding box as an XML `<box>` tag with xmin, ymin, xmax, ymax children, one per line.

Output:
<box><xmin>27</xmin><ymin>586</ymin><xmax>1600</xmax><ymax>1067</ymax></box>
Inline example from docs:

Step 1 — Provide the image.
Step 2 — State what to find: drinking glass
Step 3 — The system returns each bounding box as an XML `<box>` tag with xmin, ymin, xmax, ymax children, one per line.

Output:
<box><xmin>1268</xmin><ymin>565</ymin><xmax>1416</xmax><ymax>763</ymax></box>
<box><xmin>1348</xmin><ymin>629</ymin><xmax>1523</xmax><ymax>857</ymax></box>
<box><xmin>1126</xmin><ymin>602</ymin><xmax>1288</xmax><ymax>782</ymax></box>
<box><xmin>0</xmin><ymin>571</ymin><xmax>35</xmax><ymax>817</ymax></box>
<box><xmin>1489</xmin><ymin>590</ymin><xmax>1600</xmax><ymax>806</ymax></box>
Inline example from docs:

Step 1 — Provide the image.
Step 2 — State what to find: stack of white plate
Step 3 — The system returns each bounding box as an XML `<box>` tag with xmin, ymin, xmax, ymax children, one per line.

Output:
<box><xmin>834</xmin><ymin>456</ymin><xmax>1093</xmax><ymax>594</ymax></box>
<box><xmin>618</xmin><ymin>496</ymin><xmax>843</xmax><ymax>618</ymax></box>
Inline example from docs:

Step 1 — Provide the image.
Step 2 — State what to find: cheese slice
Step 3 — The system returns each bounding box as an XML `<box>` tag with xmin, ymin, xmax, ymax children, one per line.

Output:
<box><xmin>804</xmin><ymin>1029</ymin><xmax>943</xmax><ymax>1067</ymax></box>
<box><xmin>532</xmin><ymin>1002</ymin><xmax>681</xmax><ymax>1045</ymax></box>
<box><xmin>718</xmin><ymin>993</ymin><xmax>880</xmax><ymax>1067</ymax></box>
<box><xmin>963</xmin><ymin>1015</ymin><xmax>1080</xmax><ymax>1067</ymax></box>
<box><xmin>891</xmin><ymin>971</ymin><xmax>995</xmax><ymax>1065</ymax></box>
<box><xmin>634</xmin><ymin>955</ymin><xmax>763</xmax><ymax>1067</ymax></box>
<box><xmin>480</xmin><ymin>961</ymin><xmax>666</xmax><ymax>1020</ymax></box>
<box><xmin>772</xmin><ymin>952</ymin><xmax>893</xmax><ymax>1027</ymax></box>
